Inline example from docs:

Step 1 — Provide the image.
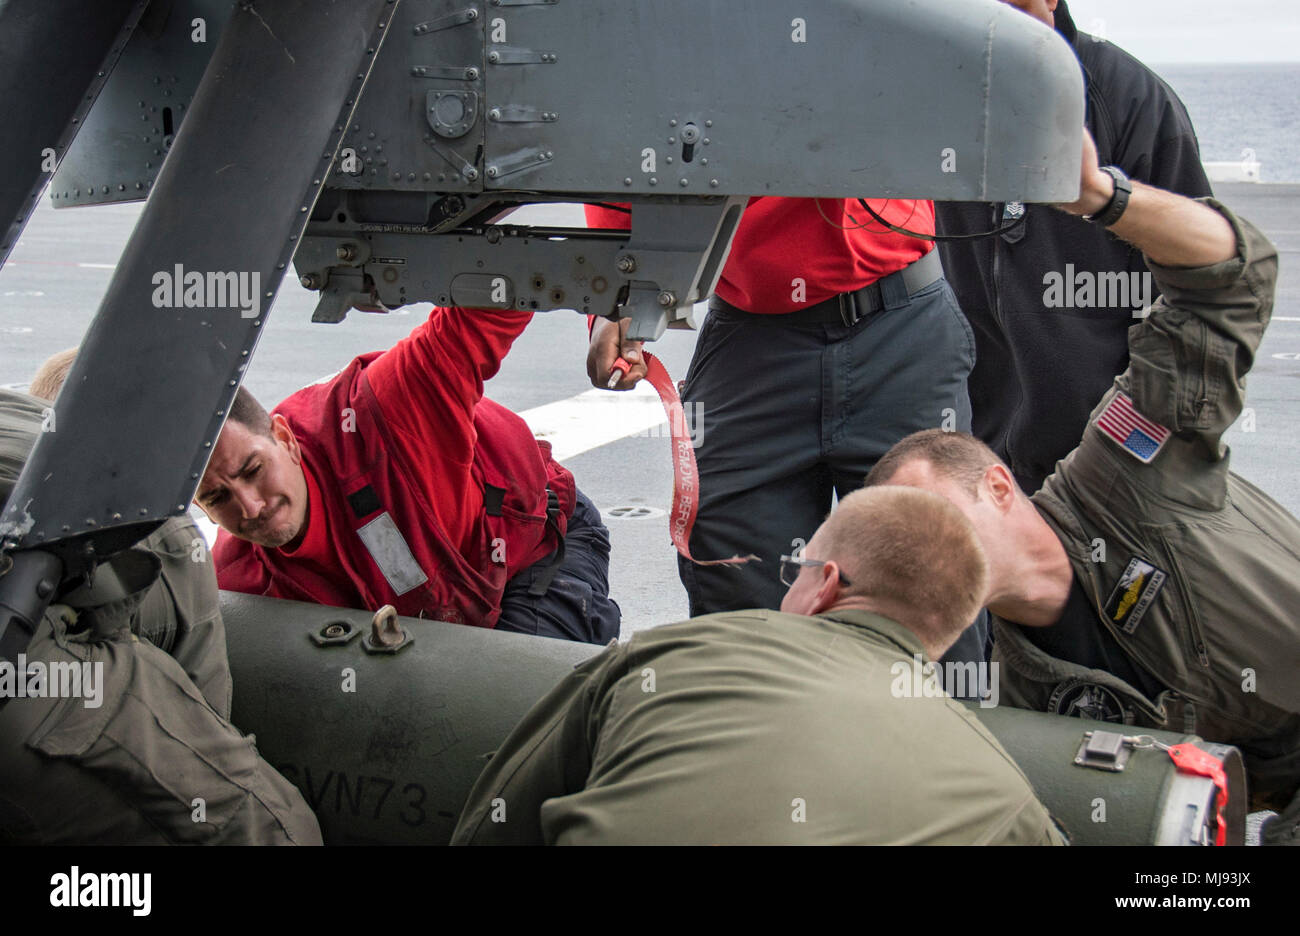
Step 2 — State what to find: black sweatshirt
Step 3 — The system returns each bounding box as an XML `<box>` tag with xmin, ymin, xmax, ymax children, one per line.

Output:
<box><xmin>935</xmin><ymin>1</ymin><xmax>1212</xmax><ymax>493</ymax></box>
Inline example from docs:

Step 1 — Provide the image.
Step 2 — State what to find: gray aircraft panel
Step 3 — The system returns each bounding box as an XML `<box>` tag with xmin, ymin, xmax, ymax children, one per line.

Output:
<box><xmin>57</xmin><ymin>1</ymin><xmax>1083</xmax><ymax>209</ymax></box>
<box><xmin>476</xmin><ymin>0</ymin><xmax>1082</xmax><ymax>201</ymax></box>
<box><xmin>0</xmin><ymin>0</ymin><xmax>398</xmax><ymax>561</ymax></box>
<box><xmin>49</xmin><ymin>0</ymin><xmax>235</xmax><ymax>210</ymax></box>
<box><xmin>0</xmin><ymin>0</ymin><xmax>147</xmax><ymax>267</ymax></box>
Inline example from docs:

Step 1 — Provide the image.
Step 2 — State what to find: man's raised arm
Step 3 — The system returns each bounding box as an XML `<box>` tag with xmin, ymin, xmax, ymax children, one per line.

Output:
<box><xmin>1057</xmin><ymin>131</ymin><xmax>1279</xmax><ymax>463</ymax></box>
<box><xmin>365</xmin><ymin>306</ymin><xmax>533</xmax><ymax>456</ymax></box>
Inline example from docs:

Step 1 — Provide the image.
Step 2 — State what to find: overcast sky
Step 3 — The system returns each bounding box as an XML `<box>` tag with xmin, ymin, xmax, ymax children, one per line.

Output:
<box><xmin>1063</xmin><ymin>0</ymin><xmax>1299</xmax><ymax>63</ymax></box>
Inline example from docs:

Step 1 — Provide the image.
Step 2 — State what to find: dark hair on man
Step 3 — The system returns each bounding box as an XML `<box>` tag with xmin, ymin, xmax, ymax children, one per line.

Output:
<box><xmin>865</xmin><ymin>429</ymin><xmax>1006</xmax><ymax>497</ymax></box>
<box><xmin>229</xmin><ymin>384</ymin><xmax>273</xmax><ymax>437</ymax></box>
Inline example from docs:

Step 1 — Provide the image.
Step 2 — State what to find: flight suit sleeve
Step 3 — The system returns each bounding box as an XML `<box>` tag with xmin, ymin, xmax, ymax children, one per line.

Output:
<box><xmin>450</xmin><ymin>643</ymin><xmax>625</xmax><ymax>845</ymax></box>
<box><xmin>3</xmin><ymin>603</ymin><xmax>322</xmax><ymax>845</ymax></box>
<box><xmin>1080</xmin><ymin>200</ymin><xmax>1278</xmax><ymax>506</ymax></box>
<box><xmin>1125</xmin><ymin>203</ymin><xmax>1275</xmax><ymax>448</ymax></box>
<box><xmin>141</xmin><ymin>517</ymin><xmax>233</xmax><ymax>718</ymax></box>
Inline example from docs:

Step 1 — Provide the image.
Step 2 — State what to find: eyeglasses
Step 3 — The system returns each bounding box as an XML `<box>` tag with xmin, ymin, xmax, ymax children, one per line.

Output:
<box><xmin>778</xmin><ymin>554</ymin><xmax>852</xmax><ymax>588</ymax></box>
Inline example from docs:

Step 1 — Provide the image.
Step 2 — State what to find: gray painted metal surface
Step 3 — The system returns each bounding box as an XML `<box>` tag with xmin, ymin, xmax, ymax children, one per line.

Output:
<box><xmin>0</xmin><ymin>0</ymin><xmax>146</xmax><ymax>268</ymax></box>
<box><xmin>303</xmin><ymin>0</ymin><xmax>1082</xmax><ymax>335</ymax></box>
<box><xmin>0</xmin><ymin>0</ymin><xmax>398</xmax><ymax>566</ymax></box>
<box><xmin>55</xmin><ymin>0</ymin><xmax>1084</xmax><ymax>206</ymax></box>
<box><xmin>49</xmin><ymin>0</ymin><xmax>235</xmax><ymax>209</ymax></box>
<box><xmin>323</xmin><ymin>0</ymin><xmax>1084</xmax><ymax>202</ymax></box>
<box><xmin>222</xmin><ymin>591</ymin><xmax>596</xmax><ymax>844</ymax></box>
<box><xmin>46</xmin><ymin>1</ymin><xmax>1083</xmax><ymax>338</ymax></box>
<box><xmin>973</xmin><ymin>703</ymin><xmax>1245</xmax><ymax>846</ymax></box>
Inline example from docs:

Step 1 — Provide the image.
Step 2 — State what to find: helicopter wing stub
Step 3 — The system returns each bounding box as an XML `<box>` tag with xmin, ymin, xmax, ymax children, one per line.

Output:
<box><xmin>0</xmin><ymin>0</ymin><xmax>148</xmax><ymax>270</ymax></box>
<box><xmin>0</xmin><ymin>0</ymin><xmax>400</xmax><ymax>567</ymax></box>
<box><xmin>48</xmin><ymin>0</ymin><xmax>236</xmax><ymax>211</ymax></box>
<box><xmin>295</xmin><ymin>0</ymin><xmax>1082</xmax><ymax>328</ymax></box>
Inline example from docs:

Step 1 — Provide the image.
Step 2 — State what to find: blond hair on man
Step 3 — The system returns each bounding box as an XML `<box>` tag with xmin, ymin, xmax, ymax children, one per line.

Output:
<box><xmin>782</xmin><ymin>485</ymin><xmax>989</xmax><ymax>660</ymax></box>
<box><xmin>29</xmin><ymin>346</ymin><xmax>79</xmax><ymax>401</ymax></box>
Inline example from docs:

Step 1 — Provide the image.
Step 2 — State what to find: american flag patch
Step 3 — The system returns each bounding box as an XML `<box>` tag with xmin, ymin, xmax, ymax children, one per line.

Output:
<box><xmin>1096</xmin><ymin>392</ymin><xmax>1171</xmax><ymax>463</ymax></box>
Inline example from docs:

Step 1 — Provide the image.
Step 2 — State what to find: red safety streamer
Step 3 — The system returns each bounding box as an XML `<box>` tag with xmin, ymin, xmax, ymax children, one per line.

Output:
<box><xmin>628</xmin><ymin>352</ymin><xmax>758</xmax><ymax>567</ymax></box>
<box><xmin>1166</xmin><ymin>745</ymin><xmax>1230</xmax><ymax>846</ymax></box>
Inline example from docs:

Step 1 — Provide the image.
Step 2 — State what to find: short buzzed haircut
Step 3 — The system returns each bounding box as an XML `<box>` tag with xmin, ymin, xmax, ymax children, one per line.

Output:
<box><xmin>29</xmin><ymin>347</ymin><xmax>79</xmax><ymax>401</ymax></box>
<box><xmin>865</xmin><ymin>429</ymin><xmax>1006</xmax><ymax>497</ymax></box>
<box><xmin>229</xmin><ymin>384</ymin><xmax>272</xmax><ymax>437</ymax></box>
<box><xmin>818</xmin><ymin>486</ymin><xmax>989</xmax><ymax>654</ymax></box>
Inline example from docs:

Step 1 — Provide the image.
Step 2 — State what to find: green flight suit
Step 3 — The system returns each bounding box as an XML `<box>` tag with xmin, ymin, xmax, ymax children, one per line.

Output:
<box><xmin>990</xmin><ymin>201</ymin><xmax>1300</xmax><ymax>843</ymax></box>
<box><xmin>0</xmin><ymin>389</ymin><xmax>321</xmax><ymax>844</ymax></box>
<box><xmin>452</xmin><ymin>609</ymin><xmax>1064</xmax><ymax>845</ymax></box>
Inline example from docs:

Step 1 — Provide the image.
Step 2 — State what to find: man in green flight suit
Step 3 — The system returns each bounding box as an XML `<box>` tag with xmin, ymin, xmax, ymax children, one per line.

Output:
<box><xmin>0</xmin><ymin>377</ymin><xmax>321</xmax><ymax>844</ymax></box>
<box><xmin>452</xmin><ymin>485</ymin><xmax>1064</xmax><ymax>845</ymax></box>
<box><xmin>867</xmin><ymin>130</ymin><xmax>1300</xmax><ymax>845</ymax></box>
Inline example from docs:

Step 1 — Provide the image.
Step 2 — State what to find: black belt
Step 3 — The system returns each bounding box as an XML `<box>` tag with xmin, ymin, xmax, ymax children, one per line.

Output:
<box><xmin>708</xmin><ymin>248</ymin><xmax>944</xmax><ymax>326</ymax></box>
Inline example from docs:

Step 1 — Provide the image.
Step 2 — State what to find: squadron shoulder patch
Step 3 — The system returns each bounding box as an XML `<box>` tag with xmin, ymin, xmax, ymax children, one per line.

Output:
<box><xmin>1049</xmin><ymin>678</ymin><xmax>1134</xmax><ymax>724</ymax></box>
<box><xmin>1104</xmin><ymin>556</ymin><xmax>1167</xmax><ymax>634</ymax></box>
<box><xmin>1096</xmin><ymin>392</ymin><xmax>1170</xmax><ymax>463</ymax></box>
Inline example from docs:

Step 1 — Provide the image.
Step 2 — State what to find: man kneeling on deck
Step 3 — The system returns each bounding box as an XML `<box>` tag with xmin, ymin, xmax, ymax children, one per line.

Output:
<box><xmin>866</xmin><ymin>128</ymin><xmax>1300</xmax><ymax>845</ymax></box>
<box><xmin>187</xmin><ymin>304</ymin><xmax>620</xmax><ymax>644</ymax></box>
<box><xmin>451</xmin><ymin>486</ymin><xmax>1064</xmax><ymax>845</ymax></box>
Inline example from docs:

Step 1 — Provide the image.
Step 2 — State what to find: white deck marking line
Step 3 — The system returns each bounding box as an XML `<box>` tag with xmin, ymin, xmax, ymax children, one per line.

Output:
<box><xmin>286</xmin><ymin>371</ymin><xmax>668</xmax><ymax>463</ymax></box>
<box><xmin>0</xmin><ymin>260</ymin><xmax>117</xmax><ymax>269</ymax></box>
<box><xmin>519</xmin><ymin>381</ymin><xmax>669</xmax><ymax>462</ymax></box>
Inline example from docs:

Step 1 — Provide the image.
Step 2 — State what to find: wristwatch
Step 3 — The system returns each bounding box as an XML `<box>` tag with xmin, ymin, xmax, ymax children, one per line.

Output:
<box><xmin>1084</xmin><ymin>165</ymin><xmax>1132</xmax><ymax>227</ymax></box>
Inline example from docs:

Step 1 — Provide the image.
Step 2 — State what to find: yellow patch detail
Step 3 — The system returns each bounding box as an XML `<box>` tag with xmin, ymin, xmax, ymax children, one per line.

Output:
<box><xmin>1113</xmin><ymin>574</ymin><xmax>1145</xmax><ymax>621</ymax></box>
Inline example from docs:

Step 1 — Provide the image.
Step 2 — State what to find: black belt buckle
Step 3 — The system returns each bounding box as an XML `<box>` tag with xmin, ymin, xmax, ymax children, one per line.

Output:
<box><xmin>837</xmin><ymin>291</ymin><xmax>859</xmax><ymax>327</ymax></box>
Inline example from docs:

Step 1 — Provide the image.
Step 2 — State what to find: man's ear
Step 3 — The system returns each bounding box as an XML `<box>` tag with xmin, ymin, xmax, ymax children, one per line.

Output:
<box><xmin>983</xmin><ymin>463</ymin><xmax>1020</xmax><ymax>513</ymax></box>
<box><xmin>270</xmin><ymin>413</ymin><xmax>301</xmax><ymax>464</ymax></box>
<box><xmin>809</xmin><ymin>561</ymin><xmax>843</xmax><ymax>615</ymax></box>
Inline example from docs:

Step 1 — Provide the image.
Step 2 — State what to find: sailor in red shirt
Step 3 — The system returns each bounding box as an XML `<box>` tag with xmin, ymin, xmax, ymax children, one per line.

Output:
<box><xmin>587</xmin><ymin>197</ymin><xmax>987</xmax><ymax>669</ymax></box>
<box><xmin>203</xmin><ymin>305</ymin><xmax>620</xmax><ymax>644</ymax></box>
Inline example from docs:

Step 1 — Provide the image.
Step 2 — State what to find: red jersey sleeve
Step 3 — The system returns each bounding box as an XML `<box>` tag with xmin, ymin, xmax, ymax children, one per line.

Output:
<box><xmin>585</xmin><ymin>203</ymin><xmax>632</xmax><ymax>231</ymax></box>
<box><xmin>364</xmin><ymin>305</ymin><xmax>534</xmax><ymax>554</ymax></box>
<box><xmin>366</xmin><ymin>305</ymin><xmax>533</xmax><ymax>466</ymax></box>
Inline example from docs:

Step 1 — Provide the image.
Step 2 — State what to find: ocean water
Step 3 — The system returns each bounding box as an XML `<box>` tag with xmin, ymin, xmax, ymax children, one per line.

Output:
<box><xmin>1154</xmin><ymin>62</ymin><xmax>1300</xmax><ymax>182</ymax></box>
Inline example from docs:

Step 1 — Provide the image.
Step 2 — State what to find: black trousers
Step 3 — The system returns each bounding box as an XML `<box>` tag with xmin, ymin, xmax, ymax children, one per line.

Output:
<box><xmin>497</xmin><ymin>489</ymin><xmax>621</xmax><ymax>645</ymax></box>
<box><xmin>677</xmin><ymin>272</ymin><xmax>990</xmax><ymax>673</ymax></box>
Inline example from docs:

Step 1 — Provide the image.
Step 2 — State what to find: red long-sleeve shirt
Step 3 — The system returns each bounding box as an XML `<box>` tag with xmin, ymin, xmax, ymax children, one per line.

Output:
<box><xmin>586</xmin><ymin>197</ymin><xmax>935</xmax><ymax>313</ymax></box>
<box><xmin>214</xmin><ymin>306</ymin><xmax>575</xmax><ymax>626</ymax></box>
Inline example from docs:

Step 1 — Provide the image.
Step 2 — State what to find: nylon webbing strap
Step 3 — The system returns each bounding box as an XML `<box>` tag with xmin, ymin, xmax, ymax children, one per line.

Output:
<box><xmin>1166</xmin><ymin>745</ymin><xmax>1230</xmax><ymax>846</ymax></box>
<box><xmin>642</xmin><ymin>352</ymin><xmax>757</xmax><ymax>567</ymax></box>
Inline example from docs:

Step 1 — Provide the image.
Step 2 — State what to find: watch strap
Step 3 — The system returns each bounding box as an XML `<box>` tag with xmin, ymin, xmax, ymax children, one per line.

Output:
<box><xmin>1085</xmin><ymin>165</ymin><xmax>1132</xmax><ymax>227</ymax></box>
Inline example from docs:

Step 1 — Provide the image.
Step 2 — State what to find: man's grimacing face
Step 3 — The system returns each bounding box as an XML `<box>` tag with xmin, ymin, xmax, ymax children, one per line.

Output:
<box><xmin>195</xmin><ymin>416</ymin><xmax>309</xmax><ymax>548</ymax></box>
